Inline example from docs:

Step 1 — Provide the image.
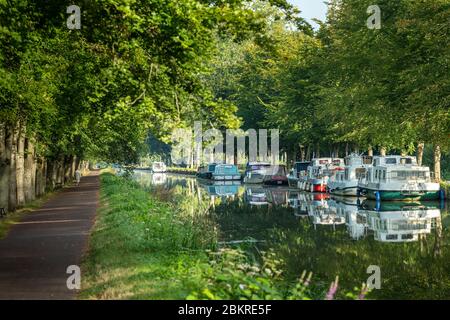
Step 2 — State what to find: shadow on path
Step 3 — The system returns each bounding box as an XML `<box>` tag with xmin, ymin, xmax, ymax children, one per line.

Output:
<box><xmin>0</xmin><ymin>171</ymin><xmax>100</xmax><ymax>300</ymax></box>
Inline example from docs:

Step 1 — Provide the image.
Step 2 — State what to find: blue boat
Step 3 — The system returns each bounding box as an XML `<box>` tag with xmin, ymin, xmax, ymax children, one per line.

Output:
<box><xmin>197</xmin><ymin>163</ymin><xmax>241</xmax><ymax>181</ymax></box>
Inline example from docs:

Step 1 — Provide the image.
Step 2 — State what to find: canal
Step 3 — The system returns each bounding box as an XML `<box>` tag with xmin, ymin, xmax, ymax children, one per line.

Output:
<box><xmin>133</xmin><ymin>170</ymin><xmax>450</xmax><ymax>299</ymax></box>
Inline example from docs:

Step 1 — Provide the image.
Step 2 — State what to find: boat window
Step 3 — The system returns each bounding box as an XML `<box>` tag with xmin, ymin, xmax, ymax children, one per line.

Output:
<box><xmin>390</xmin><ymin>170</ymin><xmax>427</xmax><ymax>180</ymax></box>
<box><xmin>401</xmin><ymin>234</ymin><xmax>414</xmax><ymax>240</ymax></box>
<box><xmin>386</xmin><ymin>234</ymin><xmax>398</xmax><ymax>240</ymax></box>
<box><xmin>355</xmin><ymin>168</ymin><xmax>366</xmax><ymax>179</ymax></box>
<box><xmin>268</xmin><ymin>165</ymin><xmax>286</xmax><ymax>175</ymax></box>
<box><xmin>295</xmin><ymin>163</ymin><xmax>310</xmax><ymax>172</ymax></box>
<box><xmin>385</xmin><ymin>158</ymin><xmax>397</xmax><ymax>164</ymax></box>
<box><xmin>383</xmin><ymin>170</ymin><xmax>386</xmax><ymax>180</ymax></box>
<box><xmin>250</xmin><ymin>165</ymin><xmax>270</xmax><ymax>171</ymax></box>
<box><xmin>400</xmin><ymin>158</ymin><xmax>413</xmax><ymax>165</ymax></box>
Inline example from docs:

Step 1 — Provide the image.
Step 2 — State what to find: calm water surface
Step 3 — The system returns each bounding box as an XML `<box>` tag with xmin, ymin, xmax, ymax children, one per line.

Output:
<box><xmin>133</xmin><ymin>171</ymin><xmax>450</xmax><ymax>299</ymax></box>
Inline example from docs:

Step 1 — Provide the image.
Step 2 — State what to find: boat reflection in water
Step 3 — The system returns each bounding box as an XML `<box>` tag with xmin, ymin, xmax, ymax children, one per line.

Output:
<box><xmin>244</xmin><ymin>186</ymin><xmax>269</xmax><ymax>206</ymax></box>
<box><xmin>151</xmin><ymin>173</ymin><xmax>167</xmax><ymax>185</ymax></box>
<box><xmin>133</xmin><ymin>170</ymin><xmax>168</xmax><ymax>187</ymax></box>
<box><xmin>359</xmin><ymin>201</ymin><xmax>442</xmax><ymax>243</ymax></box>
<box><xmin>299</xmin><ymin>195</ymin><xmax>443</xmax><ymax>243</ymax></box>
<box><xmin>201</xmin><ymin>182</ymin><xmax>240</xmax><ymax>198</ymax></box>
<box><xmin>133</xmin><ymin>171</ymin><xmax>445</xmax><ymax>244</ymax></box>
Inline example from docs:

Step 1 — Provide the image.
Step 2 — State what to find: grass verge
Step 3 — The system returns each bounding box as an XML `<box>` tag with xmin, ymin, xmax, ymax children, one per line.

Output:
<box><xmin>0</xmin><ymin>190</ymin><xmax>59</xmax><ymax>239</ymax></box>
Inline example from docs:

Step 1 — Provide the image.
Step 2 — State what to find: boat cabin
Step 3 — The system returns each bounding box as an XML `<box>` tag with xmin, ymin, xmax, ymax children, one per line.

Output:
<box><xmin>363</xmin><ymin>156</ymin><xmax>432</xmax><ymax>184</ymax></box>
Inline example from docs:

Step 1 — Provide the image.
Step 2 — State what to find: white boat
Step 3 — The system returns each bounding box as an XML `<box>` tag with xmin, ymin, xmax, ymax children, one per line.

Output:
<box><xmin>358</xmin><ymin>156</ymin><xmax>441</xmax><ymax>201</ymax></box>
<box><xmin>287</xmin><ymin>162</ymin><xmax>310</xmax><ymax>189</ymax></box>
<box><xmin>328</xmin><ymin>154</ymin><xmax>372</xmax><ymax>196</ymax></box>
<box><xmin>152</xmin><ymin>162</ymin><xmax>167</xmax><ymax>173</ymax></box>
<box><xmin>243</xmin><ymin>162</ymin><xmax>271</xmax><ymax>184</ymax></box>
<box><xmin>304</xmin><ymin>158</ymin><xmax>345</xmax><ymax>193</ymax></box>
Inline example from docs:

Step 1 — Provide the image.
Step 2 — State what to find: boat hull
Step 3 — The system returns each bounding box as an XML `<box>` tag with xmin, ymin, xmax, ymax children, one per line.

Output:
<box><xmin>361</xmin><ymin>188</ymin><xmax>440</xmax><ymax>201</ymax></box>
<box><xmin>330</xmin><ymin>186</ymin><xmax>359</xmax><ymax>196</ymax></box>
<box><xmin>263</xmin><ymin>176</ymin><xmax>288</xmax><ymax>186</ymax></box>
<box><xmin>212</xmin><ymin>174</ymin><xmax>241</xmax><ymax>181</ymax></box>
<box><xmin>244</xmin><ymin>174</ymin><xmax>265</xmax><ymax>184</ymax></box>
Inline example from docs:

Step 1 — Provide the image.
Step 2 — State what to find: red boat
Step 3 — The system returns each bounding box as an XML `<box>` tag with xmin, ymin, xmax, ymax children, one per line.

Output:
<box><xmin>306</xmin><ymin>158</ymin><xmax>344</xmax><ymax>193</ymax></box>
<box><xmin>262</xmin><ymin>165</ymin><xmax>289</xmax><ymax>186</ymax></box>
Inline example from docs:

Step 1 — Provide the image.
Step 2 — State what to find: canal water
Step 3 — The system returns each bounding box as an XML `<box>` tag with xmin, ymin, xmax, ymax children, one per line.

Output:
<box><xmin>133</xmin><ymin>171</ymin><xmax>450</xmax><ymax>299</ymax></box>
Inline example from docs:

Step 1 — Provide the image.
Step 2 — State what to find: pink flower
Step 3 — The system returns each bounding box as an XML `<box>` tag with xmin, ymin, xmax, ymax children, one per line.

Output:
<box><xmin>325</xmin><ymin>276</ymin><xmax>339</xmax><ymax>300</ymax></box>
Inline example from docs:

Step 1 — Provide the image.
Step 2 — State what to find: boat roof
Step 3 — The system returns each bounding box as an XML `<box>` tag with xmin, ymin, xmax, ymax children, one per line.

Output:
<box><xmin>372</xmin><ymin>155</ymin><xmax>419</xmax><ymax>167</ymax></box>
<box><xmin>247</xmin><ymin>162</ymin><xmax>271</xmax><ymax>167</ymax></box>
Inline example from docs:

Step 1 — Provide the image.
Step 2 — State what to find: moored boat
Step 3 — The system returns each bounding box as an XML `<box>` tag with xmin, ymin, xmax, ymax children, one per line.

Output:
<box><xmin>305</xmin><ymin>158</ymin><xmax>344</xmax><ymax>193</ymax></box>
<box><xmin>287</xmin><ymin>161</ymin><xmax>310</xmax><ymax>188</ymax></box>
<box><xmin>243</xmin><ymin>162</ymin><xmax>271</xmax><ymax>184</ymax></box>
<box><xmin>152</xmin><ymin>161</ymin><xmax>167</xmax><ymax>173</ymax></box>
<box><xmin>328</xmin><ymin>154</ymin><xmax>372</xmax><ymax>196</ymax></box>
<box><xmin>197</xmin><ymin>163</ymin><xmax>241</xmax><ymax>181</ymax></box>
<box><xmin>262</xmin><ymin>165</ymin><xmax>288</xmax><ymax>185</ymax></box>
<box><xmin>358</xmin><ymin>156</ymin><xmax>441</xmax><ymax>201</ymax></box>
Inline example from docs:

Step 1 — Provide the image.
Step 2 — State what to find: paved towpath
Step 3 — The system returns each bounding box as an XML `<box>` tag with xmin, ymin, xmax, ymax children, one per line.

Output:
<box><xmin>0</xmin><ymin>171</ymin><xmax>99</xmax><ymax>299</ymax></box>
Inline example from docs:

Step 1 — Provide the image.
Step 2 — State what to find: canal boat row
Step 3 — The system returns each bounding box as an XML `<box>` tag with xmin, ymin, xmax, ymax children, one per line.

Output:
<box><xmin>194</xmin><ymin>154</ymin><xmax>444</xmax><ymax>201</ymax></box>
<box><xmin>288</xmin><ymin>154</ymin><xmax>443</xmax><ymax>201</ymax></box>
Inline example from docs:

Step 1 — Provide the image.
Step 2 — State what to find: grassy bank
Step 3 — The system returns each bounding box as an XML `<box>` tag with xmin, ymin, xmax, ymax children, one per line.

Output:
<box><xmin>0</xmin><ymin>190</ymin><xmax>59</xmax><ymax>239</ymax></box>
<box><xmin>81</xmin><ymin>173</ymin><xmax>341</xmax><ymax>300</ymax></box>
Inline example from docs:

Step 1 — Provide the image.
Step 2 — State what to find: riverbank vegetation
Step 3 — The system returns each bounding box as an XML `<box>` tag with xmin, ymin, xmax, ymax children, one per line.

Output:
<box><xmin>82</xmin><ymin>173</ymin><xmax>366</xmax><ymax>299</ymax></box>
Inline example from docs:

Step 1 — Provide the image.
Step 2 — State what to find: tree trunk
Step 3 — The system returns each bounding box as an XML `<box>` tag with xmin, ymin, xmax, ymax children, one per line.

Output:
<box><xmin>40</xmin><ymin>158</ymin><xmax>47</xmax><ymax>195</ymax></box>
<box><xmin>24</xmin><ymin>138</ymin><xmax>36</xmax><ymax>203</ymax></box>
<box><xmin>7</xmin><ymin>124</ymin><xmax>18</xmax><ymax>212</ymax></box>
<box><xmin>417</xmin><ymin>142</ymin><xmax>425</xmax><ymax>166</ymax></box>
<box><xmin>299</xmin><ymin>145</ymin><xmax>305</xmax><ymax>161</ymax></box>
<box><xmin>57</xmin><ymin>155</ymin><xmax>65</xmax><ymax>186</ymax></box>
<box><xmin>345</xmin><ymin>143</ymin><xmax>349</xmax><ymax>156</ymax></box>
<box><xmin>380</xmin><ymin>147</ymin><xmax>387</xmax><ymax>157</ymax></box>
<box><xmin>434</xmin><ymin>145</ymin><xmax>441</xmax><ymax>182</ymax></box>
<box><xmin>64</xmin><ymin>155</ymin><xmax>72</xmax><ymax>184</ymax></box>
<box><xmin>0</xmin><ymin>123</ymin><xmax>9</xmax><ymax>211</ymax></box>
<box><xmin>368</xmin><ymin>147</ymin><xmax>373</xmax><ymax>157</ymax></box>
<box><xmin>35</xmin><ymin>157</ymin><xmax>43</xmax><ymax>197</ymax></box>
<box><xmin>16</xmin><ymin>124</ymin><xmax>26</xmax><ymax>207</ymax></box>
<box><xmin>46</xmin><ymin>159</ymin><xmax>56</xmax><ymax>190</ymax></box>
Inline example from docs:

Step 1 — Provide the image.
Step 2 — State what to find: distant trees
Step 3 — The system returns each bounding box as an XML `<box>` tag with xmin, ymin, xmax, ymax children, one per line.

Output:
<box><xmin>205</xmin><ymin>0</ymin><xmax>449</xmax><ymax>178</ymax></box>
